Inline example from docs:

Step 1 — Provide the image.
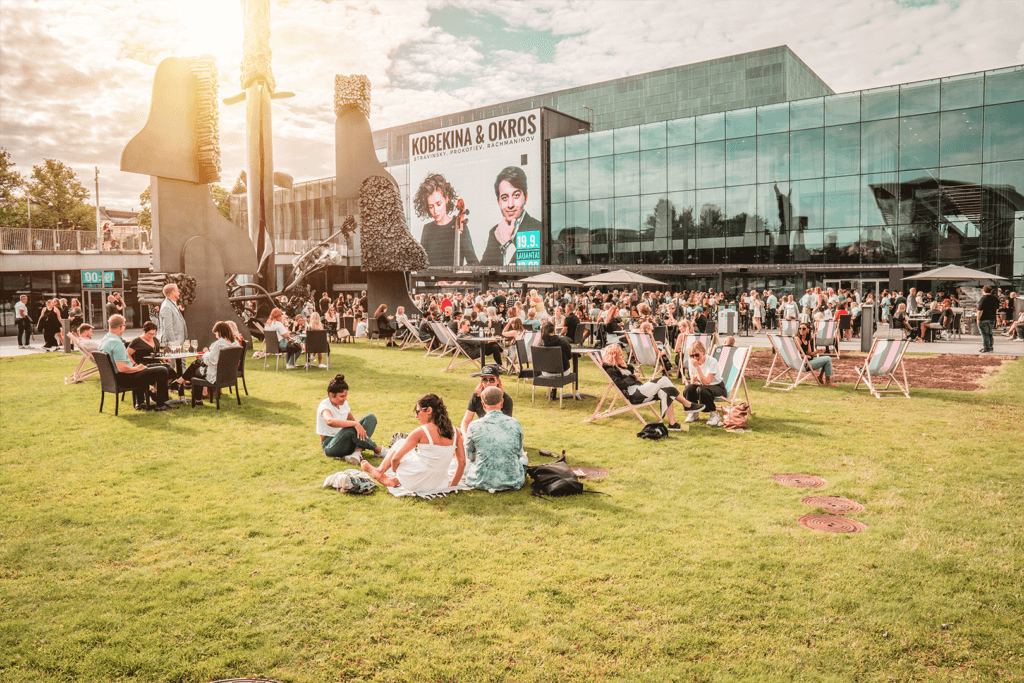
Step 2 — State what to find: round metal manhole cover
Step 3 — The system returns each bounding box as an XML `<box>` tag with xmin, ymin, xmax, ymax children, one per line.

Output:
<box><xmin>771</xmin><ymin>474</ymin><xmax>827</xmax><ymax>488</ymax></box>
<box><xmin>797</xmin><ymin>514</ymin><xmax>867</xmax><ymax>534</ymax></box>
<box><xmin>571</xmin><ymin>466</ymin><xmax>609</xmax><ymax>480</ymax></box>
<box><xmin>801</xmin><ymin>496</ymin><xmax>864</xmax><ymax>514</ymax></box>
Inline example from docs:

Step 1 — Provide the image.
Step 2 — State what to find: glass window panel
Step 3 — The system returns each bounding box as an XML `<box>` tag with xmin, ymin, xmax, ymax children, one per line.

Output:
<box><xmin>725</xmin><ymin>185</ymin><xmax>758</xmax><ymax>257</ymax></box>
<box><xmin>549</xmin><ymin>137</ymin><xmax>564</xmax><ymax>163</ymax></box>
<box><xmin>940</xmin><ymin>107</ymin><xmax>983</xmax><ymax>167</ymax></box>
<box><xmin>590</xmin><ymin>198</ymin><xmax>614</xmax><ymax>254</ymax></box>
<box><xmin>825</xmin><ymin>124</ymin><xmax>860</xmax><ymax>176</ymax></box>
<box><xmin>667</xmin><ymin>117</ymin><xmax>695</xmax><ymax>146</ymax></box>
<box><xmin>791</xmin><ymin>178</ymin><xmax>824</xmax><ymax>233</ymax></box>
<box><xmin>614</xmin><ymin>152</ymin><xmax>640</xmax><ymax>195</ymax></box>
<box><xmin>824</xmin><ymin>175</ymin><xmax>860</xmax><ymax>228</ymax></box>
<box><xmin>667</xmin><ymin>190</ymin><xmax>697</xmax><ymax>245</ymax></box>
<box><xmin>667</xmin><ymin>145</ymin><xmax>696</xmax><ymax>191</ymax></box>
<box><xmin>614</xmin><ymin>126</ymin><xmax>639</xmax><ymax>154</ymax></box>
<box><xmin>900</xmin><ymin>168</ymin><xmax>936</xmax><ymax>185</ymax></box>
<box><xmin>641</xmin><ymin>193</ymin><xmax>671</xmax><ymax>256</ymax></box>
<box><xmin>799</xmin><ymin>229</ymin><xmax>825</xmax><ymax>263</ymax></box>
<box><xmin>589</xmin><ymin>130</ymin><xmax>614</xmax><ymax>157</ymax></box>
<box><xmin>590</xmin><ymin>155</ymin><xmax>615</xmax><ymax>199</ymax></box>
<box><xmin>860</xmin><ymin>172</ymin><xmax>899</xmax><ymax>227</ymax></box>
<box><xmin>901</xmin><ymin>80</ymin><xmax>939</xmax><ymax>116</ymax></box>
<box><xmin>982</xmin><ymin>160</ymin><xmax>1024</xmax><ymax>279</ymax></box>
<box><xmin>565</xmin><ymin>135</ymin><xmax>589</xmax><ymax>161</ymax></box>
<box><xmin>790</xmin><ymin>128</ymin><xmax>824</xmax><ymax>180</ymax></box>
<box><xmin>825</xmin><ymin>93</ymin><xmax>860</xmax><ymax>126</ymax></box>
<box><xmin>861</xmin><ymin>225</ymin><xmax>898</xmax><ymax>264</ymax></box>
<box><xmin>696</xmin><ymin>141</ymin><xmax>725</xmax><ymax>188</ymax></box>
<box><xmin>758</xmin><ymin>132</ymin><xmax>789</xmax><ymax>183</ymax></box>
<box><xmin>566</xmin><ymin>200</ymin><xmax>589</xmax><ymax>228</ymax></box>
<box><xmin>565</xmin><ymin>159</ymin><xmax>589</xmax><ymax>202</ymax></box>
<box><xmin>640</xmin><ymin>121</ymin><xmax>667</xmax><ymax>150</ymax></box>
<box><xmin>696</xmin><ymin>187</ymin><xmax>726</xmax><ymax>257</ymax></box>
<box><xmin>725</xmin><ymin>137</ymin><xmax>756</xmax><ymax>186</ymax></box>
<box><xmin>696</xmin><ymin>112</ymin><xmax>725</xmax><ymax>142</ymax></box>
<box><xmin>614</xmin><ymin>196</ymin><xmax>641</xmax><ymax>264</ymax></box>
<box><xmin>861</xmin><ymin>85</ymin><xmax>899</xmax><ymax>121</ymax></box>
<box><xmin>757</xmin><ymin>102</ymin><xmax>789</xmax><ymax>135</ymax></box>
<box><xmin>900</xmin><ymin>113</ymin><xmax>939</xmax><ymax>170</ymax></box>
<box><xmin>790</xmin><ymin>97</ymin><xmax>824</xmax><ymax>130</ymax></box>
<box><xmin>640</xmin><ymin>148</ymin><xmax>667</xmax><ymax>194</ymax></box>
<box><xmin>984</xmin><ymin>66</ymin><xmax>1024</xmax><ymax>105</ymax></box>
<box><xmin>941</xmin><ymin>72</ymin><xmax>984</xmax><ymax>111</ymax></box>
<box><xmin>983</xmin><ymin>101</ymin><xmax>1024</xmax><ymax>163</ymax></box>
<box><xmin>550</xmin><ymin>161</ymin><xmax>565</xmax><ymax>203</ymax></box>
<box><xmin>861</xmin><ymin>118</ymin><xmax>899</xmax><ymax>173</ymax></box>
<box><xmin>939</xmin><ymin>165</ymin><xmax>983</xmax><ymax>252</ymax></box>
<box><xmin>726</xmin><ymin>108</ymin><xmax>756</xmax><ymax>138</ymax></box>
<box><xmin>550</xmin><ymin>203</ymin><xmax>565</xmax><ymax>237</ymax></box>
<box><xmin>941</xmin><ymin>164</ymin><xmax>982</xmax><ymax>185</ymax></box>
<box><xmin>823</xmin><ymin>227</ymin><xmax>862</xmax><ymax>264</ymax></box>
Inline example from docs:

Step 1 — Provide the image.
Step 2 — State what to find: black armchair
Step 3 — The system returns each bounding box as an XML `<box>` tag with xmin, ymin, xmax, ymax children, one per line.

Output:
<box><xmin>191</xmin><ymin>346</ymin><xmax>244</xmax><ymax>410</ymax></box>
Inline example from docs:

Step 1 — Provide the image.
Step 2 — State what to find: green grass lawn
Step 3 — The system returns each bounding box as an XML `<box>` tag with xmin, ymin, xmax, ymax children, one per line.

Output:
<box><xmin>2</xmin><ymin>344</ymin><xmax>1022</xmax><ymax>682</ymax></box>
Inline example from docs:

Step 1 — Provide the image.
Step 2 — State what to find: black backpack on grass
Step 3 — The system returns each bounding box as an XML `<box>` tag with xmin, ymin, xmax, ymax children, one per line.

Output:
<box><xmin>525</xmin><ymin>457</ymin><xmax>584</xmax><ymax>498</ymax></box>
<box><xmin>637</xmin><ymin>422</ymin><xmax>668</xmax><ymax>439</ymax></box>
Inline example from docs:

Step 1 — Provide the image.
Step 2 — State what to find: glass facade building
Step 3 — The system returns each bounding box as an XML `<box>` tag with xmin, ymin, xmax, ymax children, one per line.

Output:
<box><xmin>548</xmin><ymin>66</ymin><xmax>1024</xmax><ymax>286</ymax></box>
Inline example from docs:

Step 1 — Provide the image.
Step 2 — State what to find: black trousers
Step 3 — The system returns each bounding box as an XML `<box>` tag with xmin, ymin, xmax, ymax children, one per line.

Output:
<box><xmin>682</xmin><ymin>382</ymin><xmax>728</xmax><ymax>413</ymax></box>
<box><xmin>16</xmin><ymin>318</ymin><xmax>31</xmax><ymax>345</ymax></box>
<box><xmin>119</xmin><ymin>366</ymin><xmax>171</xmax><ymax>406</ymax></box>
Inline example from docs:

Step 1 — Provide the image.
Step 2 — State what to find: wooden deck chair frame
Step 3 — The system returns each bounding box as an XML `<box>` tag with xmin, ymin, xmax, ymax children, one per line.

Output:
<box><xmin>814</xmin><ymin>319</ymin><xmax>841</xmax><ymax>358</ymax></box>
<box><xmin>764</xmin><ymin>334</ymin><xmax>816</xmax><ymax>391</ymax></box>
<box><xmin>582</xmin><ymin>352</ymin><xmax>663</xmax><ymax>425</ymax></box>
<box><xmin>853</xmin><ymin>338</ymin><xmax>911</xmax><ymax>399</ymax></box>
<box><xmin>400</xmin><ymin>318</ymin><xmax>431</xmax><ymax>351</ymax></box>
<box><xmin>440</xmin><ymin>326</ymin><xmax>478</xmax><ymax>373</ymax></box>
<box><xmin>65</xmin><ymin>332</ymin><xmax>99</xmax><ymax>384</ymax></box>
<box><xmin>625</xmin><ymin>331</ymin><xmax>661</xmax><ymax>380</ymax></box>
<box><xmin>676</xmin><ymin>333</ymin><xmax>716</xmax><ymax>380</ymax></box>
<box><xmin>712</xmin><ymin>345</ymin><xmax>754</xmax><ymax>415</ymax></box>
<box><xmin>425</xmin><ymin>321</ymin><xmax>456</xmax><ymax>359</ymax></box>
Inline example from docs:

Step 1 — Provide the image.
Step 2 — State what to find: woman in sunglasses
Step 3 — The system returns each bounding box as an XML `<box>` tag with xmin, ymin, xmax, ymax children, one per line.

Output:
<box><xmin>601</xmin><ymin>344</ymin><xmax>699</xmax><ymax>431</ymax></box>
<box><xmin>796</xmin><ymin>322</ymin><xmax>837</xmax><ymax>386</ymax></box>
<box><xmin>460</xmin><ymin>365</ymin><xmax>514</xmax><ymax>434</ymax></box>
<box><xmin>362</xmin><ymin>393</ymin><xmax>466</xmax><ymax>492</ymax></box>
<box><xmin>682</xmin><ymin>340</ymin><xmax>728</xmax><ymax>427</ymax></box>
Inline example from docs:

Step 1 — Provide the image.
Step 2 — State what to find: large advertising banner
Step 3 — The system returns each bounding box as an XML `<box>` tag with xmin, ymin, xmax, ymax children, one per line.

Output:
<box><xmin>409</xmin><ymin>109</ymin><xmax>542</xmax><ymax>269</ymax></box>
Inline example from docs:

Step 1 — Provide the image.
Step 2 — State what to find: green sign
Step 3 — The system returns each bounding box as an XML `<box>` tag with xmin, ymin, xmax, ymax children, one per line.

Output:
<box><xmin>82</xmin><ymin>270</ymin><xmax>116</xmax><ymax>289</ymax></box>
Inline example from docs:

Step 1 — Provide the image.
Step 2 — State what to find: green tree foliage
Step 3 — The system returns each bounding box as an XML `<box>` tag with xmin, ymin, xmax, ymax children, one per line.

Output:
<box><xmin>210</xmin><ymin>184</ymin><xmax>231</xmax><ymax>219</ymax></box>
<box><xmin>26</xmin><ymin>159</ymin><xmax>95</xmax><ymax>231</ymax></box>
<box><xmin>0</xmin><ymin>148</ymin><xmax>28</xmax><ymax>227</ymax></box>
<box><xmin>138</xmin><ymin>185</ymin><xmax>151</xmax><ymax>229</ymax></box>
<box><xmin>230</xmin><ymin>170</ymin><xmax>246</xmax><ymax>195</ymax></box>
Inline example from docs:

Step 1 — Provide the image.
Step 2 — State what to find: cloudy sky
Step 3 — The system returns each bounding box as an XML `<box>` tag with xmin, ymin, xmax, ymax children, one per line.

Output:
<box><xmin>1</xmin><ymin>0</ymin><xmax>1022</xmax><ymax>210</ymax></box>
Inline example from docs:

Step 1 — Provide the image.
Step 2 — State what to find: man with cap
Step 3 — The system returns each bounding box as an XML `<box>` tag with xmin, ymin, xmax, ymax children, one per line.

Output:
<box><xmin>460</xmin><ymin>365</ymin><xmax>514</xmax><ymax>435</ymax></box>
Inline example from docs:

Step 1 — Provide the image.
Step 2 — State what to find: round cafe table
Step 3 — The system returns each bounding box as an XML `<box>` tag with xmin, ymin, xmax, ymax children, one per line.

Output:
<box><xmin>152</xmin><ymin>350</ymin><xmax>198</xmax><ymax>404</ymax></box>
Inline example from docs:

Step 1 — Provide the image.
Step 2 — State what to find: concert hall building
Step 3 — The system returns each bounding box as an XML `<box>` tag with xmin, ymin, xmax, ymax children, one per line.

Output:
<box><xmin>234</xmin><ymin>46</ymin><xmax>1024</xmax><ymax>298</ymax></box>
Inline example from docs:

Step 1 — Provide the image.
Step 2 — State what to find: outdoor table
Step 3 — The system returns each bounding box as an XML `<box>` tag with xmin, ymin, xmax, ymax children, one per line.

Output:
<box><xmin>463</xmin><ymin>333</ymin><xmax>501</xmax><ymax>373</ymax></box>
<box><xmin>153</xmin><ymin>351</ymin><xmax>198</xmax><ymax>404</ymax></box>
<box><xmin>569</xmin><ymin>347</ymin><xmax>599</xmax><ymax>400</ymax></box>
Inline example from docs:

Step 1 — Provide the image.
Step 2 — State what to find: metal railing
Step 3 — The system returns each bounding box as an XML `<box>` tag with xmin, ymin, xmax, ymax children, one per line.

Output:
<box><xmin>0</xmin><ymin>227</ymin><xmax>152</xmax><ymax>252</ymax></box>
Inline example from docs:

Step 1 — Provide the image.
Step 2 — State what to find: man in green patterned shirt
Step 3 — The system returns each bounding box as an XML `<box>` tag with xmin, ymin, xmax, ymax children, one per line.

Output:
<box><xmin>465</xmin><ymin>386</ymin><xmax>526</xmax><ymax>492</ymax></box>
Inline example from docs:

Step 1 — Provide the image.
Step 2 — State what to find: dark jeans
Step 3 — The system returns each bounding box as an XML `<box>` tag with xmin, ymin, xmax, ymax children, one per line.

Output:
<box><xmin>322</xmin><ymin>413</ymin><xmax>378</xmax><ymax>458</ymax></box>
<box><xmin>118</xmin><ymin>366</ymin><xmax>171</xmax><ymax>406</ymax></box>
<box><xmin>16</xmin><ymin>318</ymin><xmax>31</xmax><ymax>346</ymax></box>
<box><xmin>682</xmin><ymin>382</ymin><xmax>728</xmax><ymax>413</ymax></box>
<box><xmin>979</xmin><ymin>319</ymin><xmax>995</xmax><ymax>352</ymax></box>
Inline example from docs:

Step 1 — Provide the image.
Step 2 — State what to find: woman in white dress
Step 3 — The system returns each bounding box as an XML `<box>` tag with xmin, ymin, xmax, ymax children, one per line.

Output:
<box><xmin>750</xmin><ymin>290</ymin><xmax>763</xmax><ymax>333</ymax></box>
<box><xmin>362</xmin><ymin>394</ymin><xmax>466</xmax><ymax>492</ymax></box>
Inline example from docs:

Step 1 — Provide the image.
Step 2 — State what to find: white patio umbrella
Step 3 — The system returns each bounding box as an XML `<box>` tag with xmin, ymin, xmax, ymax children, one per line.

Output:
<box><xmin>514</xmin><ymin>271</ymin><xmax>585</xmax><ymax>287</ymax></box>
<box><xmin>578</xmin><ymin>269</ymin><xmax>668</xmax><ymax>286</ymax></box>
<box><xmin>901</xmin><ymin>265</ymin><xmax>1006</xmax><ymax>281</ymax></box>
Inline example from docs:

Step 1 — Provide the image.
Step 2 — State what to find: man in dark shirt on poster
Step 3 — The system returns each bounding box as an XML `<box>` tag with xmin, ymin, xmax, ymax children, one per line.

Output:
<box><xmin>481</xmin><ymin>166</ymin><xmax>542</xmax><ymax>266</ymax></box>
<box><xmin>977</xmin><ymin>285</ymin><xmax>999</xmax><ymax>354</ymax></box>
<box><xmin>460</xmin><ymin>365</ymin><xmax>514</xmax><ymax>434</ymax></box>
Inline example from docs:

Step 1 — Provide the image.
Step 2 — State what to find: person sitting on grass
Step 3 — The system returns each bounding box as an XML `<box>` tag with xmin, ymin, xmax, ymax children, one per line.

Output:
<box><xmin>465</xmin><ymin>385</ymin><xmax>526</xmax><ymax>492</ymax></box>
<box><xmin>683</xmin><ymin>340</ymin><xmax>728</xmax><ymax>427</ymax></box>
<box><xmin>361</xmin><ymin>393</ymin><xmax>466</xmax><ymax>492</ymax></box>
<box><xmin>317</xmin><ymin>374</ymin><xmax>389</xmax><ymax>465</ymax></box>
<box><xmin>460</xmin><ymin>365</ymin><xmax>514</xmax><ymax>434</ymax></box>
<box><xmin>795</xmin><ymin>322</ymin><xmax>837</xmax><ymax>387</ymax></box>
<box><xmin>601</xmin><ymin>343</ymin><xmax>699</xmax><ymax>432</ymax></box>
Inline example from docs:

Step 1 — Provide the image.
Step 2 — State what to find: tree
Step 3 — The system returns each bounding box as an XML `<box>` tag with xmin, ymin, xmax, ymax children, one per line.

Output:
<box><xmin>26</xmin><ymin>159</ymin><xmax>94</xmax><ymax>230</ymax></box>
<box><xmin>210</xmin><ymin>184</ymin><xmax>231</xmax><ymax>219</ymax></box>
<box><xmin>230</xmin><ymin>170</ymin><xmax>246</xmax><ymax>195</ymax></box>
<box><xmin>138</xmin><ymin>185</ymin><xmax>151</xmax><ymax>229</ymax></box>
<box><xmin>0</xmin><ymin>148</ymin><xmax>28</xmax><ymax>227</ymax></box>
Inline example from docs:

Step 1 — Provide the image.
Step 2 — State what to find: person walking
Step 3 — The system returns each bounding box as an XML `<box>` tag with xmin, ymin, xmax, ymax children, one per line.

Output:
<box><xmin>14</xmin><ymin>295</ymin><xmax>31</xmax><ymax>348</ymax></box>
<box><xmin>977</xmin><ymin>284</ymin><xmax>999</xmax><ymax>354</ymax></box>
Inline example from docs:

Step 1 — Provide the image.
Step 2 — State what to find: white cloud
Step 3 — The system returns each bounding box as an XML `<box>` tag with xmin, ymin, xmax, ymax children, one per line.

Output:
<box><xmin>1</xmin><ymin>0</ymin><xmax>1021</xmax><ymax>208</ymax></box>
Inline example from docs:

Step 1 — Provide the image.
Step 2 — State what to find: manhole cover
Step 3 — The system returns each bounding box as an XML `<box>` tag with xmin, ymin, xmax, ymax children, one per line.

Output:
<box><xmin>797</xmin><ymin>514</ymin><xmax>867</xmax><ymax>534</ymax></box>
<box><xmin>771</xmin><ymin>474</ymin><xmax>827</xmax><ymax>488</ymax></box>
<box><xmin>801</xmin><ymin>496</ymin><xmax>864</xmax><ymax>514</ymax></box>
<box><xmin>571</xmin><ymin>466</ymin><xmax>608</xmax><ymax>480</ymax></box>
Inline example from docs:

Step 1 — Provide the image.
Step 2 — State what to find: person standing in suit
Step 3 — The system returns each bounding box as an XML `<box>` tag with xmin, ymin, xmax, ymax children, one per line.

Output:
<box><xmin>159</xmin><ymin>283</ymin><xmax>188</xmax><ymax>346</ymax></box>
<box><xmin>481</xmin><ymin>166</ymin><xmax>542</xmax><ymax>266</ymax></box>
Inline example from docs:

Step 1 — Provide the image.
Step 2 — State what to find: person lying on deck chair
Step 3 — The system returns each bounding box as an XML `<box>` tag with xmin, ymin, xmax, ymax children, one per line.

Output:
<box><xmin>601</xmin><ymin>343</ymin><xmax>699</xmax><ymax>432</ymax></box>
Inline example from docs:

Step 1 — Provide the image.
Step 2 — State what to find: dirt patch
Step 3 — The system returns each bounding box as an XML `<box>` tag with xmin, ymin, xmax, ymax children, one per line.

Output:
<box><xmin>745</xmin><ymin>350</ymin><xmax>1013</xmax><ymax>391</ymax></box>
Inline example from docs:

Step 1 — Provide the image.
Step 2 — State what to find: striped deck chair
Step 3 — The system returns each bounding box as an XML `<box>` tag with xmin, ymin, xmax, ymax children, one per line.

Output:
<box><xmin>400</xmin><ymin>318</ymin><xmax>431</xmax><ymax>352</ymax></box>
<box><xmin>814</xmin><ymin>319</ymin><xmax>841</xmax><ymax>357</ymax></box>
<box><xmin>764</xmin><ymin>333</ymin><xmax>815</xmax><ymax>391</ymax></box>
<box><xmin>426</xmin><ymin>321</ymin><xmax>456</xmax><ymax>358</ymax></box>
<box><xmin>64</xmin><ymin>333</ymin><xmax>99</xmax><ymax>385</ymax></box>
<box><xmin>583</xmin><ymin>352</ymin><xmax>663</xmax><ymax>426</ymax></box>
<box><xmin>676</xmin><ymin>333</ymin><xmax>716</xmax><ymax>380</ymax></box>
<box><xmin>439</xmin><ymin>326</ymin><xmax>478</xmax><ymax>373</ymax></box>
<box><xmin>625</xmin><ymin>331</ymin><xmax>661</xmax><ymax>380</ymax></box>
<box><xmin>853</xmin><ymin>338</ymin><xmax>911</xmax><ymax>399</ymax></box>
<box><xmin>779</xmin><ymin>319</ymin><xmax>799</xmax><ymax>336</ymax></box>
<box><xmin>712</xmin><ymin>345</ymin><xmax>753</xmax><ymax>414</ymax></box>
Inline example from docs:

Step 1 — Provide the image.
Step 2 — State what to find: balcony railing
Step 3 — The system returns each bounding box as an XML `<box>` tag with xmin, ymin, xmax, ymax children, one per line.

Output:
<box><xmin>0</xmin><ymin>227</ymin><xmax>149</xmax><ymax>253</ymax></box>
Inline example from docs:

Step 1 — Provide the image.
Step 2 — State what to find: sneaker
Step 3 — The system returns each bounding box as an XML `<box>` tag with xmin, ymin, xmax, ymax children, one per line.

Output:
<box><xmin>319</xmin><ymin>363</ymin><xmax>328</xmax><ymax>368</ymax></box>
<box><xmin>286</xmin><ymin>364</ymin><xmax>297</xmax><ymax>369</ymax></box>
<box><xmin>343</xmin><ymin>453</ymin><xmax>362</xmax><ymax>466</ymax></box>
<box><xmin>377</xmin><ymin>447</ymin><xmax>389</xmax><ymax>459</ymax></box>
<box><xmin>707</xmin><ymin>412</ymin><xmax>723</xmax><ymax>427</ymax></box>
<box><xmin>685</xmin><ymin>411</ymin><xmax>700</xmax><ymax>424</ymax></box>
<box><xmin>667</xmin><ymin>422</ymin><xmax>682</xmax><ymax>431</ymax></box>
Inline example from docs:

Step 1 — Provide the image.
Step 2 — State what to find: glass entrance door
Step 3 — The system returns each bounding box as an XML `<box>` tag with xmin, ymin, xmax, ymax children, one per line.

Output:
<box><xmin>87</xmin><ymin>290</ymin><xmax>106</xmax><ymax>327</ymax></box>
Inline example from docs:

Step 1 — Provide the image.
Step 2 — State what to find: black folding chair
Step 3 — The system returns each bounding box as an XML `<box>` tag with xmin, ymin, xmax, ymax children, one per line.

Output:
<box><xmin>531</xmin><ymin>345</ymin><xmax>577</xmax><ymax>409</ymax></box>
<box><xmin>304</xmin><ymin>330</ymin><xmax>331</xmax><ymax>370</ymax></box>
<box><xmin>263</xmin><ymin>330</ymin><xmax>286</xmax><ymax>370</ymax></box>
<box><xmin>191</xmin><ymin>346</ymin><xmax>244</xmax><ymax>410</ymax></box>
<box><xmin>93</xmin><ymin>351</ymin><xmax>137</xmax><ymax>415</ymax></box>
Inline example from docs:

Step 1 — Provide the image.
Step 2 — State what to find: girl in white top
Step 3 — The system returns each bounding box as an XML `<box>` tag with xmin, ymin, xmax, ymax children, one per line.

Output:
<box><xmin>197</xmin><ymin>322</ymin><xmax>239</xmax><ymax>385</ymax></box>
<box><xmin>362</xmin><ymin>393</ymin><xmax>466</xmax><ymax>493</ymax></box>
<box><xmin>317</xmin><ymin>374</ymin><xmax>387</xmax><ymax>464</ymax></box>
<box><xmin>682</xmin><ymin>340</ymin><xmax>728</xmax><ymax>427</ymax></box>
